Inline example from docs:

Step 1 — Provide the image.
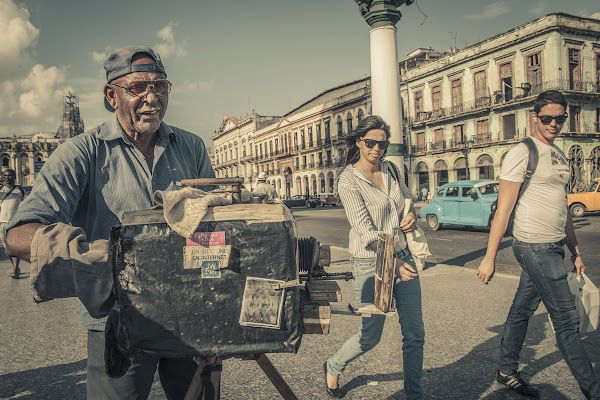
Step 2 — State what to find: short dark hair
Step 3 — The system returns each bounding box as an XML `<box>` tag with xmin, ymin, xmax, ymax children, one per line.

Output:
<box><xmin>344</xmin><ymin>115</ymin><xmax>390</xmax><ymax>165</ymax></box>
<box><xmin>4</xmin><ymin>169</ymin><xmax>15</xmax><ymax>175</ymax></box>
<box><xmin>533</xmin><ymin>90</ymin><xmax>567</xmax><ymax>114</ymax></box>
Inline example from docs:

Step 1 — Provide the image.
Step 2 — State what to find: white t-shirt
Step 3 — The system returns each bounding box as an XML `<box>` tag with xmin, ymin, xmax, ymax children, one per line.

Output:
<box><xmin>0</xmin><ymin>185</ymin><xmax>25</xmax><ymax>223</ymax></box>
<box><xmin>500</xmin><ymin>137</ymin><xmax>569</xmax><ymax>243</ymax></box>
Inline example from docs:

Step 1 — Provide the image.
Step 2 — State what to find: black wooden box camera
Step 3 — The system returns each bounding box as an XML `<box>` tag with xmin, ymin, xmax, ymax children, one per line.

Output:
<box><xmin>109</xmin><ymin>203</ymin><xmax>301</xmax><ymax>358</ymax></box>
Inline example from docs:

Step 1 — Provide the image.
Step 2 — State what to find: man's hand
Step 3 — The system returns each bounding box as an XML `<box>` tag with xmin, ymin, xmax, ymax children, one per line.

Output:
<box><xmin>395</xmin><ymin>259</ymin><xmax>418</xmax><ymax>281</ymax></box>
<box><xmin>476</xmin><ymin>257</ymin><xmax>496</xmax><ymax>284</ymax></box>
<box><xmin>572</xmin><ymin>255</ymin><xmax>586</xmax><ymax>277</ymax></box>
<box><xmin>399</xmin><ymin>212</ymin><xmax>417</xmax><ymax>233</ymax></box>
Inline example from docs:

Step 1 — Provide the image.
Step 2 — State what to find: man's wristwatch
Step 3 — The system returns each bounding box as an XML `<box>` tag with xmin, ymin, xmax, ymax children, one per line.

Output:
<box><xmin>571</xmin><ymin>252</ymin><xmax>583</xmax><ymax>262</ymax></box>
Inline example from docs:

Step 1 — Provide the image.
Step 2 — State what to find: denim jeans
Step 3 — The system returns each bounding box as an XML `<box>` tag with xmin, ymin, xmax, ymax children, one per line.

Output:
<box><xmin>500</xmin><ymin>239</ymin><xmax>600</xmax><ymax>399</ymax></box>
<box><xmin>327</xmin><ymin>250</ymin><xmax>425</xmax><ymax>400</ymax></box>
<box><xmin>87</xmin><ymin>330</ymin><xmax>198</xmax><ymax>400</ymax></box>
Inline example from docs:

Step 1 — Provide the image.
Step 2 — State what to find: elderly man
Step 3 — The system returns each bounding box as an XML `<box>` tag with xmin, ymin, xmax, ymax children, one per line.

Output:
<box><xmin>253</xmin><ymin>171</ymin><xmax>278</xmax><ymax>200</ymax></box>
<box><xmin>6</xmin><ymin>46</ymin><xmax>215</xmax><ymax>399</ymax></box>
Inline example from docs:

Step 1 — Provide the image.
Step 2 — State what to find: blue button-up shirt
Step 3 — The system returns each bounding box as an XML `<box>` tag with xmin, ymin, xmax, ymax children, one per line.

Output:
<box><xmin>10</xmin><ymin>116</ymin><xmax>216</xmax><ymax>330</ymax></box>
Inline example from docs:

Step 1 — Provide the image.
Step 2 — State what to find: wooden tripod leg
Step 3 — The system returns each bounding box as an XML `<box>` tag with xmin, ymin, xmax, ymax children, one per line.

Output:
<box><xmin>254</xmin><ymin>354</ymin><xmax>298</xmax><ymax>400</ymax></box>
<box><xmin>207</xmin><ymin>361</ymin><xmax>222</xmax><ymax>400</ymax></box>
<box><xmin>184</xmin><ymin>358</ymin><xmax>208</xmax><ymax>400</ymax></box>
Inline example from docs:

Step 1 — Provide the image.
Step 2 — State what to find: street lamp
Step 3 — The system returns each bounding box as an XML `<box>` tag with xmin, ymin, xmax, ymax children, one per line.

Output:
<box><xmin>459</xmin><ymin>139</ymin><xmax>474</xmax><ymax>180</ymax></box>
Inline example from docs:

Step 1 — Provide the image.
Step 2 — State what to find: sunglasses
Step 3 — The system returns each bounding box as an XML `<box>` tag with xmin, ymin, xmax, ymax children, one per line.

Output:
<box><xmin>359</xmin><ymin>138</ymin><xmax>390</xmax><ymax>149</ymax></box>
<box><xmin>536</xmin><ymin>113</ymin><xmax>568</xmax><ymax>125</ymax></box>
<box><xmin>110</xmin><ymin>79</ymin><xmax>172</xmax><ymax>97</ymax></box>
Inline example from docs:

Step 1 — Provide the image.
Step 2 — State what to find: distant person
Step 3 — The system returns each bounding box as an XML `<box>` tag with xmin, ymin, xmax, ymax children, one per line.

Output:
<box><xmin>0</xmin><ymin>169</ymin><xmax>26</xmax><ymax>278</ymax></box>
<box><xmin>253</xmin><ymin>172</ymin><xmax>278</xmax><ymax>200</ymax></box>
<box><xmin>476</xmin><ymin>90</ymin><xmax>600</xmax><ymax>399</ymax></box>
<box><xmin>421</xmin><ymin>186</ymin><xmax>428</xmax><ymax>203</ymax></box>
<box><xmin>5</xmin><ymin>45</ymin><xmax>216</xmax><ymax>399</ymax></box>
<box><xmin>323</xmin><ymin>116</ymin><xmax>423</xmax><ymax>399</ymax></box>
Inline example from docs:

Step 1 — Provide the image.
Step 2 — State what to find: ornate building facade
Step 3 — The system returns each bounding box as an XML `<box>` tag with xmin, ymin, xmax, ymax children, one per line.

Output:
<box><xmin>0</xmin><ymin>93</ymin><xmax>84</xmax><ymax>186</ymax></box>
<box><xmin>213</xmin><ymin>13</ymin><xmax>600</xmax><ymax>196</ymax></box>
<box><xmin>213</xmin><ymin>79</ymin><xmax>370</xmax><ymax>197</ymax></box>
<box><xmin>402</xmin><ymin>13</ymin><xmax>600</xmax><ymax>193</ymax></box>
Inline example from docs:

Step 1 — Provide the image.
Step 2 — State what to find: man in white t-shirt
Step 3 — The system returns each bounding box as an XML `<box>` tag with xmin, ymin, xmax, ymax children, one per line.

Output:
<box><xmin>476</xmin><ymin>90</ymin><xmax>600</xmax><ymax>399</ymax></box>
<box><xmin>0</xmin><ymin>169</ymin><xmax>25</xmax><ymax>278</ymax></box>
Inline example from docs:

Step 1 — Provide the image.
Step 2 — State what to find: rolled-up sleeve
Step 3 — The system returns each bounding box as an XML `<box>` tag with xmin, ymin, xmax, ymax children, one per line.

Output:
<box><xmin>338</xmin><ymin>172</ymin><xmax>379</xmax><ymax>251</ymax></box>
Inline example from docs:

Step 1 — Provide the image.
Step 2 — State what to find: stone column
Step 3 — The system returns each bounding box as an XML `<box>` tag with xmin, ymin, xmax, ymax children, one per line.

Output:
<box><xmin>355</xmin><ymin>0</ymin><xmax>412</xmax><ymax>180</ymax></box>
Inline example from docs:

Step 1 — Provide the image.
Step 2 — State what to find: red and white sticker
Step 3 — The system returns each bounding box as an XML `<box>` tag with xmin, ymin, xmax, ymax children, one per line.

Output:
<box><xmin>186</xmin><ymin>231</ymin><xmax>225</xmax><ymax>247</ymax></box>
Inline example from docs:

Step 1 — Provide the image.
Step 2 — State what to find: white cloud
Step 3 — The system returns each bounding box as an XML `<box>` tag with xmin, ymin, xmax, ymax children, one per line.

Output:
<box><xmin>0</xmin><ymin>0</ymin><xmax>39</xmax><ymax>80</ymax></box>
<box><xmin>463</xmin><ymin>2</ymin><xmax>510</xmax><ymax>20</ymax></box>
<box><xmin>91</xmin><ymin>51</ymin><xmax>107</xmax><ymax>63</ymax></box>
<box><xmin>154</xmin><ymin>21</ymin><xmax>187</xmax><ymax>58</ymax></box>
<box><xmin>529</xmin><ymin>1</ymin><xmax>546</xmax><ymax>15</ymax></box>
<box><xmin>0</xmin><ymin>64</ymin><xmax>72</xmax><ymax>135</ymax></box>
<box><xmin>177</xmin><ymin>79</ymin><xmax>213</xmax><ymax>93</ymax></box>
<box><xmin>587</xmin><ymin>12</ymin><xmax>600</xmax><ymax>20</ymax></box>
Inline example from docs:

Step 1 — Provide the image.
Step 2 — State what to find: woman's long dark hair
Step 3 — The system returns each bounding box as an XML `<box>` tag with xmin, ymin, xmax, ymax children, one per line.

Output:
<box><xmin>344</xmin><ymin>115</ymin><xmax>390</xmax><ymax>166</ymax></box>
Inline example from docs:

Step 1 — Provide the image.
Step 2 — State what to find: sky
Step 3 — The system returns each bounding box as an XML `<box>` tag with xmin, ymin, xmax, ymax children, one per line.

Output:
<box><xmin>1</xmin><ymin>0</ymin><xmax>599</xmax><ymax>146</ymax></box>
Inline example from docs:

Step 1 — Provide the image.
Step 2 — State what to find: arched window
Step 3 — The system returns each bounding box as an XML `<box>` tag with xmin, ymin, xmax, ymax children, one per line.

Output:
<box><xmin>357</xmin><ymin>109</ymin><xmax>364</xmax><ymax>123</ymax></box>
<box><xmin>346</xmin><ymin>113</ymin><xmax>353</xmax><ymax>134</ymax></box>
<box><xmin>337</xmin><ymin>116</ymin><xmax>343</xmax><ymax>136</ymax></box>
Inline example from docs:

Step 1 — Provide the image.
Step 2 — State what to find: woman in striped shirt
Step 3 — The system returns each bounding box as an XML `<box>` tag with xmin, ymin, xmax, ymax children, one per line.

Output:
<box><xmin>323</xmin><ymin>116</ymin><xmax>425</xmax><ymax>400</ymax></box>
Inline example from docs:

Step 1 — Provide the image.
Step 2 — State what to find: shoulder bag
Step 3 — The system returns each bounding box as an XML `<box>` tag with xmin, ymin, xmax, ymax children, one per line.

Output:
<box><xmin>388</xmin><ymin>162</ymin><xmax>432</xmax><ymax>260</ymax></box>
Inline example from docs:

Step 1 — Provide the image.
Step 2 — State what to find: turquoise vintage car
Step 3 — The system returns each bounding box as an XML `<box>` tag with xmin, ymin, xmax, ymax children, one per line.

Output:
<box><xmin>419</xmin><ymin>180</ymin><xmax>499</xmax><ymax>231</ymax></box>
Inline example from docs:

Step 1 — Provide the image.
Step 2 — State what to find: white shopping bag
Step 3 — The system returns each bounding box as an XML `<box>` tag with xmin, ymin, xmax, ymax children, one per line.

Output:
<box><xmin>569</xmin><ymin>273</ymin><xmax>600</xmax><ymax>334</ymax></box>
<box><xmin>549</xmin><ymin>273</ymin><xmax>600</xmax><ymax>334</ymax></box>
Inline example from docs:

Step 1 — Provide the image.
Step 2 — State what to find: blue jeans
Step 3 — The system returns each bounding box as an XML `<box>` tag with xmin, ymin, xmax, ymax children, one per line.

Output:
<box><xmin>327</xmin><ymin>250</ymin><xmax>425</xmax><ymax>400</ymax></box>
<box><xmin>500</xmin><ymin>239</ymin><xmax>600</xmax><ymax>399</ymax></box>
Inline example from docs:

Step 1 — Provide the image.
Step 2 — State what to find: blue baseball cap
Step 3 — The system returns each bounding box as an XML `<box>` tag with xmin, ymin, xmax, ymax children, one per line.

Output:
<box><xmin>103</xmin><ymin>45</ymin><xmax>167</xmax><ymax>112</ymax></box>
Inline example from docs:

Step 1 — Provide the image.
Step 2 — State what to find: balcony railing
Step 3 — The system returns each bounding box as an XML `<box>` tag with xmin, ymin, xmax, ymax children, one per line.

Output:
<box><xmin>407</xmin><ymin>97</ymin><xmax>491</xmax><ymax>126</ymax></box>
<box><xmin>473</xmin><ymin>133</ymin><xmax>492</xmax><ymax>144</ymax></box>
<box><xmin>429</xmin><ymin>141</ymin><xmax>446</xmax><ymax>151</ymax></box>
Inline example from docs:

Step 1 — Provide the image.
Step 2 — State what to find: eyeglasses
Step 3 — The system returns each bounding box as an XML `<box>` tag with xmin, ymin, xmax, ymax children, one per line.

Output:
<box><xmin>110</xmin><ymin>79</ymin><xmax>172</xmax><ymax>97</ymax></box>
<box><xmin>536</xmin><ymin>113</ymin><xmax>568</xmax><ymax>125</ymax></box>
<box><xmin>359</xmin><ymin>138</ymin><xmax>390</xmax><ymax>149</ymax></box>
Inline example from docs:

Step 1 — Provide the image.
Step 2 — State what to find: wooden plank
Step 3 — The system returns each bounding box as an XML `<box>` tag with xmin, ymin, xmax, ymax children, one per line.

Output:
<box><xmin>300</xmin><ymin>302</ymin><xmax>331</xmax><ymax>319</ymax></box>
<box><xmin>255</xmin><ymin>354</ymin><xmax>299</xmax><ymax>400</ymax></box>
<box><xmin>374</xmin><ymin>233</ymin><xmax>395</xmax><ymax>313</ymax></box>
<box><xmin>306</xmin><ymin>281</ymin><xmax>342</xmax><ymax>302</ymax></box>
<box><xmin>330</xmin><ymin>302</ymin><xmax>396</xmax><ymax>317</ymax></box>
<box><xmin>302</xmin><ymin>318</ymin><xmax>331</xmax><ymax>334</ymax></box>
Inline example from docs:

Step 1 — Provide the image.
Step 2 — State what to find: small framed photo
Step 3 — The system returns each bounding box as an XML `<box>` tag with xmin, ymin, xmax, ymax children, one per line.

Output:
<box><xmin>239</xmin><ymin>277</ymin><xmax>285</xmax><ymax>329</ymax></box>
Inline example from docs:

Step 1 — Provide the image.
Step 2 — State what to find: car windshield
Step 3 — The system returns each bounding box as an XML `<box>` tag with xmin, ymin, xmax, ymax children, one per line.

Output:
<box><xmin>589</xmin><ymin>181</ymin><xmax>599</xmax><ymax>192</ymax></box>
<box><xmin>478</xmin><ymin>183</ymin><xmax>498</xmax><ymax>195</ymax></box>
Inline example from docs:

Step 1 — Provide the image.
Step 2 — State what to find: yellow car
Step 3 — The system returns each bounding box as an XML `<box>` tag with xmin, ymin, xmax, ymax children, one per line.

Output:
<box><xmin>568</xmin><ymin>178</ymin><xmax>600</xmax><ymax>217</ymax></box>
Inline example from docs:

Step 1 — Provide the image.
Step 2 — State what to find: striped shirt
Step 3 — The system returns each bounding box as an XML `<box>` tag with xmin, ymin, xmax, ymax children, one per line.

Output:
<box><xmin>338</xmin><ymin>160</ymin><xmax>412</xmax><ymax>258</ymax></box>
<box><xmin>9</xmin><ymin>116</ymin><xmax>216</xmax><ymax>330</ymax></box>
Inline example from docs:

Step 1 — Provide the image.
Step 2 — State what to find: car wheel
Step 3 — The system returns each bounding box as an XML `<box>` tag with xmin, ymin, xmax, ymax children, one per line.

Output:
<box><xmin>426</xmin><ymin>214</ymin><xmax>441</xmax><ymax>231</ymax></box>
<box><xmin>321</xmin><ymin>203</ymin><xmax>325</xmax><ymax>207</ymax></box>
<box><xmin>570</xmin><ymin>203</ymin><xmax>586</xmax><ymax>218</ymax></box>
<box><xmin>310</xmin><ymin>203</ymin><xmax>317</xmax><ymax>208</ymax></box>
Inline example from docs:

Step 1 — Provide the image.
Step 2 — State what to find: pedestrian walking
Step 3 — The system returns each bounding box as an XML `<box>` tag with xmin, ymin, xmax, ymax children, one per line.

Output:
<box><xmin>476</xmin><ymin>90</ymin><xmax>600</xmax><ymax>399</ymax></box>
<box><xmin>5</xmin><ymin>45</ymin><xmax>216</xmax><ymax>399</ymax></box>
<box><xmin>323</xmin><ymin>115</ymin><xmax>424</xmax><ymax>399</ymax></box>
<box><xmin>0</xmin><ymin>169</ymin><xmax>26</xmax><ymax>278</ymax></box>
<box><xmin>253</xmin><ymin>171</ymin><xmax>278</xmax><ymax>200</ymax></box>
<box><xmin>421</xmin><ymin>186</ymin><xmax>428</xmax><ymax>203</ymax></box>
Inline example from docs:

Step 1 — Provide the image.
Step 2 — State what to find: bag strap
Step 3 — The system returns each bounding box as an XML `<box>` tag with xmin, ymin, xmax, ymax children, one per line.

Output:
<box><xmin>516</xmin><ymin>137</ymin><xmax>539</xmax><ymax>203</ymax></box>
<box><xmin>0</xmin><ymin>185</ymin><xmax>17</xmax><ymax>205</ymax></box>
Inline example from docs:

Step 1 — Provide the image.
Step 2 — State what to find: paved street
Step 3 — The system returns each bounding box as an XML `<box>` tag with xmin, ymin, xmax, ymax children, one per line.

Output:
<box><xmin>1</xmin><ymin>208</ymin><xmax>600</xmax><ymax>399</ymax></box>
<box><xmin>292</xmin><ymin>204</ymin><xmax>600</xmax><ymax>284</ymax></box>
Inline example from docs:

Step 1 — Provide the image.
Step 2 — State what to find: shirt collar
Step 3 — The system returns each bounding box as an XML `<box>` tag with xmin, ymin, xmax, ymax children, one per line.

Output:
<box><xmin>96</xmin><ymin>116</ymin><xmax>175</xmax><ymax>144</ymax></box>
